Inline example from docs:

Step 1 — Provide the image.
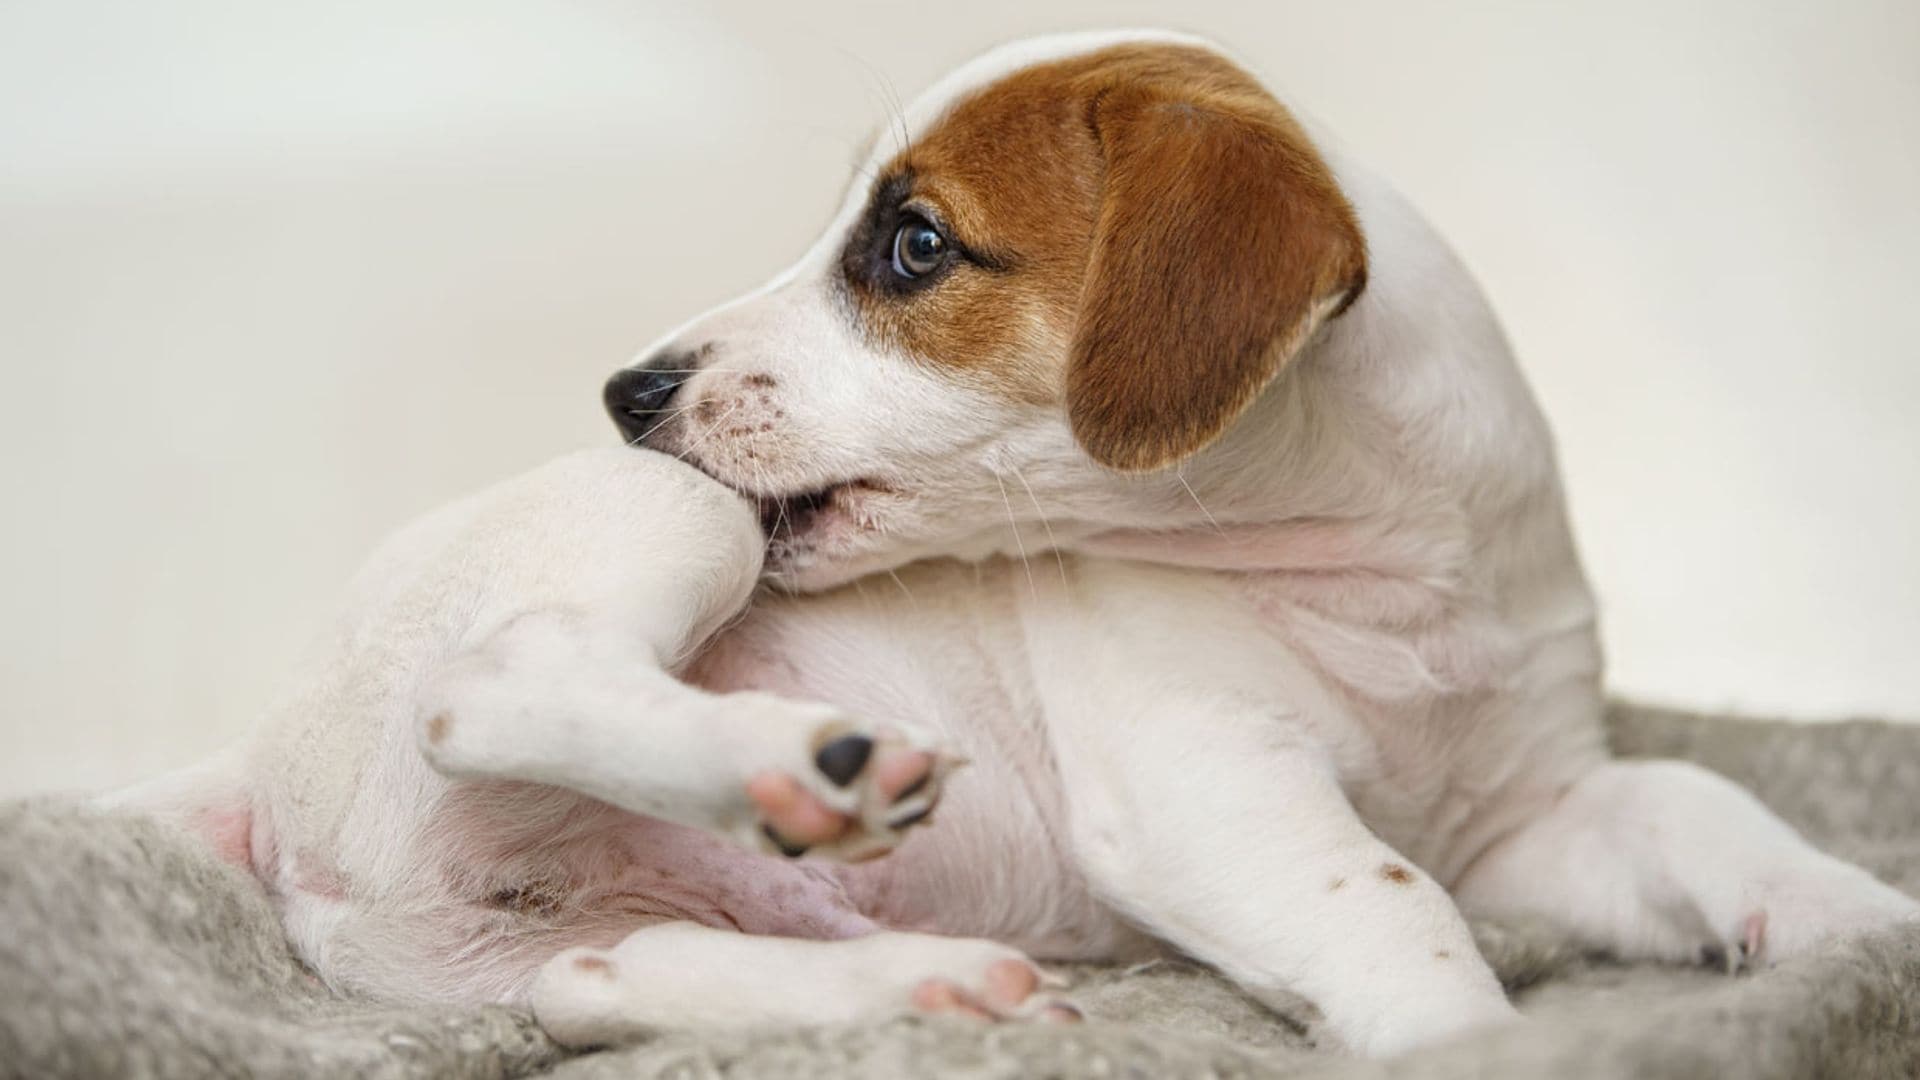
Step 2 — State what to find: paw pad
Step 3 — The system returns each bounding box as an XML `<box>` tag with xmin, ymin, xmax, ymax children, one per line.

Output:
<box><xmin>814</xmin><ymin>734</ymin><xmax>873</xmax><ymax>787</ymax></box>
<box><xmin>748</xmin><ymin>730</ymin><xmax>956</xmax><ymax>862</ymax></box>
<box><xmin>909</xmin><ymin>959</ymin><xmax>1081</xmax><ymax>1023</ymax></box>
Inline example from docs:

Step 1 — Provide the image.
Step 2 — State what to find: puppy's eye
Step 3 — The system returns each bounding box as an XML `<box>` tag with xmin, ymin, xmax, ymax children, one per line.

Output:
<box><xmin>890</xmin><ymin>217</ymin><xmax>950</xmax><ymax>279</ymax></box>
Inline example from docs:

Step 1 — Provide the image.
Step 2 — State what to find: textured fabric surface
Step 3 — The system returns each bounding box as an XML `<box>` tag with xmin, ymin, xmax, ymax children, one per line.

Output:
<box><xmin>3</xmin><ymin>704</ymin><xmax>1918</xmax><ymax>1079</ymax></box>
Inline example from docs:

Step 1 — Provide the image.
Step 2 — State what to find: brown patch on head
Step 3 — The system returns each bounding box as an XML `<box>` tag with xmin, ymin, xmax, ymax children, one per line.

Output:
<box><xmin>1380</xmin><ymin>862</ymin><xmax>1415</xmax><ymax>885</ymax></box>
<box><xmin>425</xmin><ymin>712</ymin><xmax>451</xmax><ymax>745</ymax></box>
<box><xmin>840</xmin><ymin>41</ymin><xmax>1367</xmax><ymax>465</ymax></box>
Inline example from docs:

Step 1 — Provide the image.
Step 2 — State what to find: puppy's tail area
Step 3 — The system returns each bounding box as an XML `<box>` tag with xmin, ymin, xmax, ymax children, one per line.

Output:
<box><xmin>95</xmin><ymin>745</ymin><xmax>260</xmax><ymax>876</ymax></box>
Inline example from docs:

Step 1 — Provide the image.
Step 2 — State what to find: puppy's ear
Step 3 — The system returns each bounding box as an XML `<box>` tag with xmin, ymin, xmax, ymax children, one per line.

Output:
<box><xmin>1067</xmin><ymin>80</ymin><xmax>1368</xmax><ymax>472</ymax></box>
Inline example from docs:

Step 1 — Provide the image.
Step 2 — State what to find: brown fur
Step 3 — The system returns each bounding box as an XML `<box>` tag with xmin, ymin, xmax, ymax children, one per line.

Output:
<box><xmin>844</xmin><ymin>43</ymin><xmax>1367</xmax><ymax>469</ymax></box>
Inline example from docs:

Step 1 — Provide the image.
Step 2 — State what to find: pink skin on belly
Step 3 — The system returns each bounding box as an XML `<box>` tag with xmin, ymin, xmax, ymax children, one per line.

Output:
<box><xmin>424</xmin><ymin>779</ymin><xmax>881</xmax><ymax>943</ymax></box>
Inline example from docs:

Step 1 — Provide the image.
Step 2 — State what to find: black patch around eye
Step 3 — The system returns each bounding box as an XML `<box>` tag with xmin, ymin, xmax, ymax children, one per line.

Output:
<box><xmin>835</xmin><ymin>170</ymin><xmax>1015</xmax><ymax>299</ymax></box>
<box><xmin>839</xmin><ymin>170</ymin><xmax>950</xmax><ymax>297</ymax></box>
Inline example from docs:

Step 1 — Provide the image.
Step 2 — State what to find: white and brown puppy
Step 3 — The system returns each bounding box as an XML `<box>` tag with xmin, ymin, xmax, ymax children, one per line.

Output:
<box><xmin>121</xmin><ymin>30</ymin><xmax>1917</xmax><ymax>1058</ymax></box>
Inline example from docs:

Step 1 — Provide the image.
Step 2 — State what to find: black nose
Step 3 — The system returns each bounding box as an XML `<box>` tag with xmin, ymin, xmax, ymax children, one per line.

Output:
<box><xmin>604</xmin><ymin>361</ymin><xmax>690</xmax><ymax>445</ymax></box>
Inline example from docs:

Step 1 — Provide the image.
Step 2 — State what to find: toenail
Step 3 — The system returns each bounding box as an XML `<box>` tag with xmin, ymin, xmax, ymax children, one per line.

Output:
<box><xmin>762</xmin><ymin>823</ymin><xmax>809</xmax><ymax>858</ymax></box>
<box><xmin>891</xmin><ymin>771</ymin><xmax>930</xmax><ymax>804</ymax></box>
<box><xmin>888</xmin><ymin>805</ymin><xmax>933</xmax><ymax>830</ymax></box>
<box><xmin>814</xmin><ymin>735</ymin><xmax>874</xmax><ymax>787</ymax></box>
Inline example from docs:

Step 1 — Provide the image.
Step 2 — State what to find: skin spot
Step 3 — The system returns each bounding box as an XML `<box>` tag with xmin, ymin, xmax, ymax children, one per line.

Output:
<box><xmin>1328</xmin><ymin>876</ymin><xmax>1347</xmax><ymax>892</ymax></box>
<box><xmin>573</xmin><ymin>955</ymin><xmax>614</xmax><ymax>977</ymax></box>
<box><xmin>1380</xmin><ymin>863</ymin><xmax>1415</xmax><ymax>886</ymax></box>
<box><xmin>487</xmin><ymin>880</ymin><xmax>567</xmax><ymax>917</ymax></box>
<box><xmin>425</xmin><ymin>713</ymin><xmax>451</xmax><ymax>745</ymax></box>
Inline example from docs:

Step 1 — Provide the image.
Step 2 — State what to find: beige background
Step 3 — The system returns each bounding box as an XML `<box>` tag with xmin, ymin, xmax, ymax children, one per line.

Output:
<box><xmin>2</xmin><ymin>0</ymin><xmax>1917</xmax><ymax>798</ymax></box>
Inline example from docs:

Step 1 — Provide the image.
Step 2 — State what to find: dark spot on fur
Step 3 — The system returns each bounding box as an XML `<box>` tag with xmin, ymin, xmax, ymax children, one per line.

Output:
<box><xmin>744</xmin><ymin>372</ymin><xmax>776</xmax><ymax>388</ymax></box>
<box><xmin>1380</xmin><ymin>863</ymin><xmax>1414</xmax><ymax>885</ymax></box>
<box><xmin>425</xmin><ymin>713</ymin><xmax>451</xmax><ymax>744</ymax></box>
<box><xmin>487</xmin><ymin>880</ymin><xmax>567</xmax><ymax>917</ymax></box>
<box><xmin>1328</xmin><ymin>876</ymin><xmax>1346</xmax><ymax>891</ymax></box>
<box><xmin>1434</xmin><ymin>950</ymin><xmax>1451</xmax><ymax>960</ymax></box>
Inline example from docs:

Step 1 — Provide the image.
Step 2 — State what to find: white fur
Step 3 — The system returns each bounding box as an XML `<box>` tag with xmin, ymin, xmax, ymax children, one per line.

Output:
<box><xmin>117</xmin><ymin>30</ymin><xmax>1918</xmax><ymax>1059</ymax></box>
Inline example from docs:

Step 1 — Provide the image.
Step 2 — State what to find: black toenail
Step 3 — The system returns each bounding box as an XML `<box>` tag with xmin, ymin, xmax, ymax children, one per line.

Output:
<box><xmin>814</xmin><ymin>735</ymin><xmax>873</xmax><ymax>787</ymax></box>
<box><xmin>762</xmin><ymin>824</ymin><xmax>809</xmax><ymax>858</ymax></box>
<box><xmin>888</xmin><ymin>805</ymin><xmax>933</xmax><ymax>830</ymax></box>
<box><xmin>890</xmin><ymin>772</ymin><xmax>930</xmax><ymax>805</ymax></box>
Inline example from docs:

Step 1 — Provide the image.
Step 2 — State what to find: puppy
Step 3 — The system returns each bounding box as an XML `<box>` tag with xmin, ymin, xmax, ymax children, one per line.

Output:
<box><xmin>121</xmin><ymin>30</ymin><xmax>1917</xmax><ymax>1057</ymax></box>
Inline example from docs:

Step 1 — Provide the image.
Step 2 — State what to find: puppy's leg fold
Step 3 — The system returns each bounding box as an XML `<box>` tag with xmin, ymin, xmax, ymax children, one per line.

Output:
<box><xmin>531</xmin><ymin>922</ymin><xmax>1075</xmax><ymax>1046</ymax></box>
<box><xmin>1453</xmin><ymin>758</ymin><xmax>1920</xmax><ymax>970</ymax></box>
<box><xmin>417</xmin><ymin>609</ymin><xmax>953</xmax><ymax>859</ymax></box>
<box><xmin>1028</xmin><ymin>565</ymin><xmax>1516</xmax><ymax>1057</ymax></box>
<box><xmin>1051</xmin><ymin>722</ymin><xmax>1514</xmax><ymax>1056</ymax></box>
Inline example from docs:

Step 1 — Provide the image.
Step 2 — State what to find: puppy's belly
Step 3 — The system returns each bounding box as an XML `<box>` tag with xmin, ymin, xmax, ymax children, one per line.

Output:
<box><xmin>688</xmin><ymin>562</ymin><xmax>1149</xmax><ymax>962</ymax></box>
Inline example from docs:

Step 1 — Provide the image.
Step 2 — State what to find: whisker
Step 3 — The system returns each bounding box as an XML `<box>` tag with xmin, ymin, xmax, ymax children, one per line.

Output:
<box><xmin>835</xmin><ymin>46</ymin><xmax>912</xmax><ymax>157</ymax></box>
<box><xmin>885</xmin><ymin>567</ymin><xmax>919</xmax><ymax>610</ymax></box>
<box><xmin>1176</xmin><ymin>469</ymin><xmax>1226</xmax><ymax>536</ymax></box>
<box><xmin>620</xmin><ymin>367</ymin><xmax>747</xmax><ymax>375</ymax></box>
<box><xmin>627</xmin><ymin>402</ymin><xmax>699</xmax><ymax>448</ymax></box>
<box><xmin>672</xmin><ymin>402</ymin><xmax>742</xmax><ymax>465</ymax></box>
<box><xmin>1010</xmin><ymin>466</ymin><xmax>1070</xmax><ymax>588</ymax></box>
<box><xmin>992</xmin><ymin>470</ymin><xmax>1038</xmax><ymax>601</ymax></box>
<box><xmin>755</xmin><ymin>454</ymin><xmax>795</xmax><ymax>545</ymax></box>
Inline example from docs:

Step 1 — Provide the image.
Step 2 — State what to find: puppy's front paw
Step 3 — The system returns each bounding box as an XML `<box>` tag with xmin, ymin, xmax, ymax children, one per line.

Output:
<box><xmin>748</xmin><ymin>724</ymin><xmax>958</xmax><ymax>862</ymax></box>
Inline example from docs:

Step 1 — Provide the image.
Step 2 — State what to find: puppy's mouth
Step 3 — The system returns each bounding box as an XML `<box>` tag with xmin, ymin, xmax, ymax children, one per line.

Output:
<box><xmin>756</xmin><ymin>486</ymin><xmax>836</xmax><ymax>537</ymax></box>
<box><xmin>753</xmin><ymin>479</ymin><xmax>890</xmax><ymax>541</ymax></box>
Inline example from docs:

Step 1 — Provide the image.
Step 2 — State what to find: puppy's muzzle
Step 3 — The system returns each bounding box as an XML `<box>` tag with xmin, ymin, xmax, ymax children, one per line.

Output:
<box><xmin>604</xmin><ymin>354</ymin><xmax>692</xmax><ymax>446</ymax></box>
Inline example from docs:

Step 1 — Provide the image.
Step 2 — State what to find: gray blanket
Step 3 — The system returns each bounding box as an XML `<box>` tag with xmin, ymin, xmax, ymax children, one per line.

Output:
<box><xmin>4</xmin><ymin>704</ymin><xmax>1918</xmax><ymax>1079</ymax></box>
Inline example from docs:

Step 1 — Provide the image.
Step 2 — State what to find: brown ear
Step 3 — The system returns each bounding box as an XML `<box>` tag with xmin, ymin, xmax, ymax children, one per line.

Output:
<box><xmin>1066</xmin><ymin>77</ymin><xmax>1368</xmax><ymax>472</ymax></box>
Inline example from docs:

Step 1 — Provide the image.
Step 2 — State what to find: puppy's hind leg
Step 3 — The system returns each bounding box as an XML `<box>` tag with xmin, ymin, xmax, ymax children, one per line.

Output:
<box><xmin>417</xmin><ymin>610</ymin><xmax>955</xmax><ymax>861</ymax></box>
<box><xmin>1453</xmin><ymin>759</ymin><xmax>1919</xmax><ymax>970</ymax></box>
<box><xmin>532</xmin><ymin>921</ymin><xmax>1079</xmax><ymax>1046</ymax></box>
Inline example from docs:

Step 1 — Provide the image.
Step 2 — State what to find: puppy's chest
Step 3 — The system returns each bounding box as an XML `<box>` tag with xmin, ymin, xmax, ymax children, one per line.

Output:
<box><xmin>696</xmin><ymin>563</ymin><xmax>1046</xmax><ymax>738</ymax></box>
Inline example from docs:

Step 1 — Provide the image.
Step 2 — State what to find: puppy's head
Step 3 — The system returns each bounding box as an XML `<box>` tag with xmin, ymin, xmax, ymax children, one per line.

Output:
<box><xmin>609</xmin><ymin>32</ymin><xmax>1367</xmax><ymax>589</ymax></box>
